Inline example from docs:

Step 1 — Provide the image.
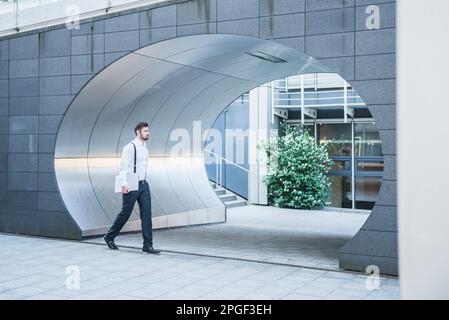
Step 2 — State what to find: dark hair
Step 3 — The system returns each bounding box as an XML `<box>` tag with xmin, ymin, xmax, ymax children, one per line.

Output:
<box><xmin>134</xmin><ymin>122</ymin><xmax>149</xmax><ymax>135</ymax></box>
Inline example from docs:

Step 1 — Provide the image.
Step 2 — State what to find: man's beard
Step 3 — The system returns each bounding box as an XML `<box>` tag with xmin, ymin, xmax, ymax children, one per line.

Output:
<box><xmin>143</xmin><ymin>135</ymin><xmax>149</xmax><ymax>140</ymax></box>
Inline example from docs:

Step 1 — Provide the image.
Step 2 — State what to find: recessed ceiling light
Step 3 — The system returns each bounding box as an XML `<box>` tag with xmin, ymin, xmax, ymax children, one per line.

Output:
<box><xmin>246</xmin><ymin>51</ymin><xmax>287</xmax><ymax>63</ymax></box>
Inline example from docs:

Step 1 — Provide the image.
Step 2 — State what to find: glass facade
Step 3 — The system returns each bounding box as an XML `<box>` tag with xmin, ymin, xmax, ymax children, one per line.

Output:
<box><xmin>354</xmin><ymin>123</ymin><xmax>383</xmax><ymax>210</ymax></box>
<box><xmin>319</xmin><ymin>123</ymin><xmax>353</xmax><ymax>209</ymax></box>
<box><xmin>292</xmin><ymin>120</ymin><xmax>384</xmax><ymax>211</ymax></box>
<box><xmin>319</xmin><ymin>124</ymin><xmax>352</xmax><ymax>157</ymax></box>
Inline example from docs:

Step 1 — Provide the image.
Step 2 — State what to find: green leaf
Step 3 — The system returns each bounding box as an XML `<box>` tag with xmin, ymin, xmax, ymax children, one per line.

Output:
<box><xmin>259</xmin><ymin>124</ymin><xmax>334</xmax><ymax>210</ymax></box>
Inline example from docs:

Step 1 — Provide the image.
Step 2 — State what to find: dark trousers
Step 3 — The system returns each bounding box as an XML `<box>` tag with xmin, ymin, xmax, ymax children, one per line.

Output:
<box><xmin>106</xmin><ymin>180</ymin><xmax>153</xmax><ymax>248</ymax></box>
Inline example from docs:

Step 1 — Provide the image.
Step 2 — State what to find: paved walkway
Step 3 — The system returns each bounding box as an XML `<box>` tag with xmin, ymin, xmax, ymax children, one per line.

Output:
<box><xmin>0</xmin><ymin>206</ymin><xmax>400</xmax><ymax>300</ymax></box>
<box><xmin>88</xmin><ymin>205</ymin><xmax>370</xmax><ymax>270</ymax></box>
<box><xmin>0</xmin><ymin>234</ymin><xmax>399</xmax><ymax>300</ymax></box>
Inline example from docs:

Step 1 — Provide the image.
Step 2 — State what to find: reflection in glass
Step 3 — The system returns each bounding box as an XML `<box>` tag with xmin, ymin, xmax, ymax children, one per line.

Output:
<box><xmin>331</xmin><ymin>160</ymin><xmax>350</xmax><ymax>172</ymax></box>
<box><xmin>354</xmin><ymin>123</ymin><xmax>383</xmax><ymax>157</ymax></box>
<box><xmin>319</xmin><ymin>124</ymin><xmax>352</xmax><ymax>157</ymax></box>
<box><xmin>357</xmin><ymin>161</ymin><xmax>384</xmax><ymax>172</ymax></box>
<box><xmin>327</xmin><ymin>175</ymin><xmax>352</xmax><ymax>209</ymax></box>
<box><xmin>288</xmin><ymin>120</ymin><xmax>384</xmax><ymax>211</ymax></box>
<box><xmin>355</xmin><ymin>176</ymin><xmax>382</xmax><ymax>210</ymax></box>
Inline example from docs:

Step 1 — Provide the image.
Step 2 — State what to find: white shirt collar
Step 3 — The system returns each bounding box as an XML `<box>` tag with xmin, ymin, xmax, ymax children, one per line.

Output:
<box><xmin>133</xmin><ymin>137</ymin><xmax>146</xmax><ymax>147</ymax></box>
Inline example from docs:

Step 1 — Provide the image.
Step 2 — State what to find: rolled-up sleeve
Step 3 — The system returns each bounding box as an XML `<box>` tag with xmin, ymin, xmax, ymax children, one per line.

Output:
<box><xmin>118</xmin><ymin>144</ymin><xmax>131</xmax><ymax>187</ymax></box>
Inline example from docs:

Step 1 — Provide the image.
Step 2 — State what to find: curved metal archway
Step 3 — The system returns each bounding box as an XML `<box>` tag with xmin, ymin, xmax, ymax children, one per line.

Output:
<box><xmin>55</xmin><ymin>34</ymin><xmax>331</xmax><ymax>237</ymax></box>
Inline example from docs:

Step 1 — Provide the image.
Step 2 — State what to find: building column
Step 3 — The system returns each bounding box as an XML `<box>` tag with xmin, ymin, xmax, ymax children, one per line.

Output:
<box><xmin>248</xmin><ymin>84</ymin><xmax>276</xmax><ymax>205</ymax></box>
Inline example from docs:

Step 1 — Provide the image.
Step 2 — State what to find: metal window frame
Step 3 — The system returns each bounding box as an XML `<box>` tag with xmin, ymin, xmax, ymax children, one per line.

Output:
<box><xmin>286</xmin><ymin>117</ymin><xmax>384</xmax><ymax>210</ymax></box>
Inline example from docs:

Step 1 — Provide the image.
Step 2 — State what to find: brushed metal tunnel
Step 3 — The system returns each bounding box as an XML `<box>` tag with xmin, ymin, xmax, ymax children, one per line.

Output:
<box><xmin>54</xmin><ymin>34</ymin><xmax>331</xmax><ymax>237</ymax></box>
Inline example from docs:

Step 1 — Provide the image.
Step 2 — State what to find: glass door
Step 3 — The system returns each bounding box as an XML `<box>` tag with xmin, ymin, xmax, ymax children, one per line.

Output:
<box><xmin>318</xmin><ymin>123</ymin><xmax>353</xmax><ymax>209</ymax></box>
<box><xmin>354</xmin><ymin>123</ymin><xmax>384</xmax><ymax>210</ymax></box>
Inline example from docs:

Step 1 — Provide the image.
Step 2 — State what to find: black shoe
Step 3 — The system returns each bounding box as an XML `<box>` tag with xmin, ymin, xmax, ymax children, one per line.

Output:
<box><xmin>104</xmin><ymin>235</ymin><xmax>118</xmax><ymax>250</ymax></box>
<box><xmin>142</xmin><ymin>246</ymin><xmax>161</xmax><ymax>254</ymax></box>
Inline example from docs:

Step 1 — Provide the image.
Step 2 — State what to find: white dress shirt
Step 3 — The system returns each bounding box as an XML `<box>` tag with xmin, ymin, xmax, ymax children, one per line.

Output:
<box><xmin>119</xmin><ymin>137</ymin><xmax>149</xmax><ymax>187</ymax></box>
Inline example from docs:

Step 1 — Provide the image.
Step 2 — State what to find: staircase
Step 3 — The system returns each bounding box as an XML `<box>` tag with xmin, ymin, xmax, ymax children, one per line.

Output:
<box><xmin>210</xmin><ymin>181</ymin><xmax>248</xmax><ymax>209</ymax></box>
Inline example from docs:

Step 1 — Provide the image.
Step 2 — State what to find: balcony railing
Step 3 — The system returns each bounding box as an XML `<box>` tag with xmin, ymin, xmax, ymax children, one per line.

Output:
<box><xmin>271</xmin><ymin>73</ymin><xmax>366</xmax><ymax>124</ymax></box>
<box><xmin>273</xmin><ymin>89</ymin><xmax>366</xmax><ymax>108</ymax></box>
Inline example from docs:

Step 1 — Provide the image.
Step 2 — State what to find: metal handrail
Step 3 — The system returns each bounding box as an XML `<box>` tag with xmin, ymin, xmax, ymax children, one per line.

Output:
<box><xmin>274</xmin><ymin>91</ymin><xmax>362</xmax><ymax>100</ymax></box>
<box><xmin>276</xmin><ymin>105</ymin><xmax>365</xmax><ymax>110</ymax></box>
<box><xmin>275</xmin><ymin>96</ymin><xmax>362</xmax><ymax>102</ymax></box>
<box><xmin>274</xmin><ymin>88</ymin><xmax>360</xmax><ymax>94</ymax></box>
<box><xmin>204</xmin><ymin>148</ymin><xmax>249</xmax><ymax>190</ymax></box>
<box><xmin>204</xmin><ymin>149</ymin><xmax>249</xmax><ymax>172</ymax></box>
<box><xmin>273</xmin><ymin>82</ymin><xmax>365</xmax><ymax>109</ymax></box>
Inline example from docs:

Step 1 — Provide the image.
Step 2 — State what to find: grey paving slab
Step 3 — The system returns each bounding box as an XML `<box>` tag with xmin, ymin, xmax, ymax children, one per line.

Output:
<box><xmin>87</xmin><ymin>206</ymin><xmax>369</xmax><ymax>271</ymax></box>
<box><xmin>0</xmin><ymin>222</ymin><xmax>399</xmax><ymax>300</ymax></box>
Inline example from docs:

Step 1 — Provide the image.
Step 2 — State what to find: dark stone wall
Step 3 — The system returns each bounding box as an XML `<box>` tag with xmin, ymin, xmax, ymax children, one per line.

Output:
<box><xmin>0</xmin><ymin>0</ymin><xmax>397</xmax><ymax>274</ymax></box>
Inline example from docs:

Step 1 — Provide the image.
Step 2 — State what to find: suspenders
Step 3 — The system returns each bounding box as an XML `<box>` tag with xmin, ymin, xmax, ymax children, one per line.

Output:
<box><xmin>131</xmin><ymin>142</ymin><xmax>137</xmax><ymax>173</ymax></box>
<box><xmin>130</xmin><ymin>142</ymin><xmax>147</xmax><ymax>180</ymax></box>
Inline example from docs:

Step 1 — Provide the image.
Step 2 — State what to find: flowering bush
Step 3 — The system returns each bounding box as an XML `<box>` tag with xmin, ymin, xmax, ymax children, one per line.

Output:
<box><xmin>258</xmin><ymin>121</ymin><xmax>334</xmax><ymax>210</ymax></box>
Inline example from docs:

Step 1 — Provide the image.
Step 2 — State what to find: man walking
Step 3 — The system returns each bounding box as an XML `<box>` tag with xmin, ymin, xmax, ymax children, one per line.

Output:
<box><xmin>104</xmin><ymin>122</ymin><xmax>160</xmax><ymax>254</ymax></box>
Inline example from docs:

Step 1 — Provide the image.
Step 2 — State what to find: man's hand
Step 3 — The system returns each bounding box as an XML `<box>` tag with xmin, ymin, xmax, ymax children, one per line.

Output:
<box><xmin>122</xmin><ymin>186</ymin><xmax>129</xmax><ymax>194</ymax></box>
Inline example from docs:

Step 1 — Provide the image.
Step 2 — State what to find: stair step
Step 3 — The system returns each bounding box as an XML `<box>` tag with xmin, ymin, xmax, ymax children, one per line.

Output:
<box><xmin>219</xmin><ymin>194</ymin><xmax>237</xmax><ymax>202</ymax></box>
<box><xmin>209</xmin><ymin>180</ymin><xmax>248</xmax><ymax>208</ymax></box>
<box><xmin>225</xmin><ymin>199</ymin><xmax>248</xmax><ymax>208</ymax></box>
<box><xmin>214</xmin><ymin>188</ymin><xmax>226</xmax><ymax>195</ymax></box>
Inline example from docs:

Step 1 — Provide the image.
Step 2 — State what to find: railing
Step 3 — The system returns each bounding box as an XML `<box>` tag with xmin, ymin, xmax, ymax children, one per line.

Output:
<box><xmin>272</xmin><ymin>74</ymin><xmax>365</xmax><ymax>109</ymax></box>
<box><xmin>273</xmin><ymin>89</ymin><xmax>365</xmax><ymax>108</ymax></box>
<box><xmin>204</xmin><ymin>148</ymin><xmax>249</xmax><ymax>190</ymax></box>
<box><xmin>276</xmin><ymin>73</ymin><xmax>351</xmax><ymax>91</ymax></box>
<box><xmin>0</xmin><ymin>0</ymin><xmax>170</xmax><ymax>37</ymax></box>
<box><xmin>271</xmin><ymin>73</ymin><xmax>366</xmax><ymax>124</ymax></box>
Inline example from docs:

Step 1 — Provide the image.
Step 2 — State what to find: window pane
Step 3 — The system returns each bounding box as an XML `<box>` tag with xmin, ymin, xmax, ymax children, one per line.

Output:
<box><xmin>327</xmin><ymin>175</ymin><xmax>352</xmax><ymax>209</ymax></box>
<box><xmin>357</xmin><ymin>161</ymin><xmax>384</xmax><ymax>173</ymax></box>
<box><xmin>319</xmin><ymin>124</ymin><xmax>352</xmax><ymax>157</ymax></box>
<box><xmin>355</xmin><ymin>176</ymin><xmax>382</xmax><ymax>210</ymax></box>
<box><xmin>354</xmin><ymin>123</ymin><xmax>383</xmax><ymax>157</ymax></box>
<box><xmin>331</xmin><ymin>160</ymin><xmax>351</xmax><ymax>172</ymax></box>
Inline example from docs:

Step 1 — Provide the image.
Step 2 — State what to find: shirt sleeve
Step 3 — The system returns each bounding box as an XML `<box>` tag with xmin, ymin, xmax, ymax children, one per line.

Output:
<box><xmin>118</xmin><ymin>144</ymin><xmax>132</xmax><ymax>187</ymax></box>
